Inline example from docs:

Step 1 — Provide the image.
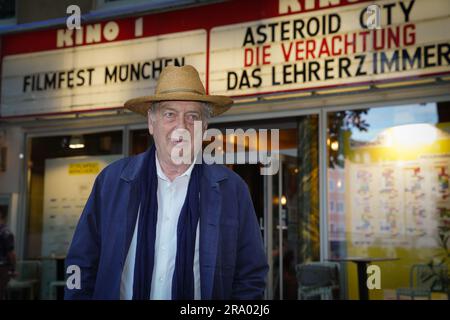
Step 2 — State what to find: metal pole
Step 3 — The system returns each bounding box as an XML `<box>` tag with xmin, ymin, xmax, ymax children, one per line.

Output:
<box><xmin>278</xmin><ymin>160</ymin><xmax>283</xmax><ymax>300</ymax></box>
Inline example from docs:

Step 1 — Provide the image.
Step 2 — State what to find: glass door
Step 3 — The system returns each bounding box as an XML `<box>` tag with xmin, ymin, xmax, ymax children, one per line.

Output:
<box><xmin>130</xmin><ymin>115</ymin><xmax>320</xmax><ymax>300</ymax></box>
<box><xmin>267</xmin><ymin>115</ymin><xmax>320</xmax><ymax>300</ymax></box>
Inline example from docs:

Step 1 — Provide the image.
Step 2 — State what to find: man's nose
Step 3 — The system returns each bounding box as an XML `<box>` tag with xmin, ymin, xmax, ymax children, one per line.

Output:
<box><xmin>174</xmin><ymin>113</ymin><xmax>187</xmax><ymax>129</ymax></box>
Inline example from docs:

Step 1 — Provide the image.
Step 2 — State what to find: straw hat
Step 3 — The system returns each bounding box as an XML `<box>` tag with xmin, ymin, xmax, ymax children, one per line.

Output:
<box><xmin>124</xmin><ymin>65</ymin><xmax>233</xmax><ymax>117</ymax></box>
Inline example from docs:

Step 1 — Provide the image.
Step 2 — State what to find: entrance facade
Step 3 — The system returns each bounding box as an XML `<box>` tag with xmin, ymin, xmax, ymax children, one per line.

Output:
<box><xmin>3</xmin><ymin>90</ymin><xmax>450</xmax><ymax>300</ymax></box>
<box><xmin>1</xmin><ymin>0</ymin><xmax>449</xmax><ymax>300</ymax></box>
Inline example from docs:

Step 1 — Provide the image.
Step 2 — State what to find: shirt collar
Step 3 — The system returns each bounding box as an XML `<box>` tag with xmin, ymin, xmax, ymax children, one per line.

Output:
<box><xmin>155</xmin><ymin>151</ymin><xmax>197</xmax><ymax>182</ymax></box>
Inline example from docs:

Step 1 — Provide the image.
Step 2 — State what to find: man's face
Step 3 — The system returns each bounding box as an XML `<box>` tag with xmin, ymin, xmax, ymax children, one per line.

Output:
<box><xmin>148</xmin><ymin>100</ymin><xmax>205</xmax><ymax>165</ymax></box>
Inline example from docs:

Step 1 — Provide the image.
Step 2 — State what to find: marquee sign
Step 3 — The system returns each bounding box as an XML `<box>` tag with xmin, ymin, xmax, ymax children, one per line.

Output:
<box><xmin>209</xmin><ymin>0</ymin><xmax>450</xmax><ymax>96</ymax></box>
<box><xmin>1</xmin><ymin>0</ymin><xmax>449</xmax><ymax>118</ymax></box>
<box><xmin>1</xmin><ymin>30</ymin><xmax>206</xmax><ymax>117</ymax></box>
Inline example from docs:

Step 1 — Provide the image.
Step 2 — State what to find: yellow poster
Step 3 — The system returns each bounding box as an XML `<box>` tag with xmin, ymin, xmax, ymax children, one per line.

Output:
<box><xmin>68</xmin><ymin>162</ymin><xmax>100</xmax><ymax>175</ymax></box>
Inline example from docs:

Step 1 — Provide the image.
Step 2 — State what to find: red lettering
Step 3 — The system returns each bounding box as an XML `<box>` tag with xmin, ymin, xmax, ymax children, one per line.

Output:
<box><xmin>281</xmin><ymin>42</ymin><xmax>293</xmax><ymax>62</ymax></box>
<box><xmin>387</xmin><ymin>26</ymin><xmax>400</xmax><ymax>49</ymax></box>
<box><xmin>318</xmin><ymin>38</ymin><xmax>330</xmax><ymax>57</ymax></box>
<box><xmin>262</xmin><ymin>45</ymin><xmax>271</xmax><ymax>65</ymax></box>
<box><xmin>295</xmin><ymin>40</ymin><xmax>304</xmax><ymax>61</ymax></box>
<box><xmin>244</xmin><ymin>48</ymin><xmax>254</xmax><ymax>67</ymax></box>
<box><xmin>404</xmin><ymin>23</ymin><xmax>416</xmax><ymax>46</ymax></box>
<box><xmin>373</xmin><ymin>29</ymin><xmax>385</xmax><ymax>51</ymax></box>
<box><xmin>345</xmin><ymin>33</ymin><xmax>357</xmax><ymax>55</ymax></box>
<box><xmin>244</xmin><ymin>46</ymin><xmax>271</xmax><ymax>66</ymax></box>
<box><xmin>306</xmin><ymin>40</ymin><xmax>316</xmax><ymax>60</ymax></box>
<box><xmin>358</xmin><ymin>31</ymin><xmax>369</xmax><ymax>52</ymax></box>
<box><xmin>331</xmin><ymin>35</ymin><xmax>342</xmax><ymax>56</ymax></box>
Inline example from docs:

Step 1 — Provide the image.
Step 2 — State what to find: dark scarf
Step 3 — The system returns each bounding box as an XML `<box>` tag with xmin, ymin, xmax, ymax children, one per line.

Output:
<box><xmin>132</xmin><ymin>145</ymin><xmax>202</xmax><ymax>300</ymax></box>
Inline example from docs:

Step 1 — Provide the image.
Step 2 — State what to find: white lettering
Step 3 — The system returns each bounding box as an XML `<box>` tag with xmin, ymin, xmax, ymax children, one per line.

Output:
<box><xmin>279</xmin><ymin>0</ymin><xmax>363</xmax><ymax>14</ymax></box>
<box><xmin>66</xmin><ymin>5</ymin><xmax>81</xmax><ymax>30</ymax></box>
<box><xmin>75</xmin><ymin>27</ymin><xmax>83</xmax><ymax>45</ymax></box>
<box><xmin>135</xmin><ymin>17</ymin><xmax>143</xmax><ymax>37</ymax></box>
<box><xmin>279</xmin><ymin>0</ymin><xmax>301</xmax><ymax>14</ymax></box>
<box><xmin>367</xmin><ymin>265</ymin><xmax>381</xmax><ymax>290</ymax></box>
<box><xmin>66</xmin><ymin>265</ymin><xmax>81</xmax><ymax>290</ymax></box>
<box><xmin>103</xmin><ymin>21</ymin><xmax>119</xmax><ymax>41</ymax></box>
<box><xmin>57</xmin><ymin>21</ymin><xmax>120</xmax><ymax>47</ymax></box>
<box><xmin>57</xmin><ymin>29</ymin><xmax>73</xmax><ymax>48</ymax></box>
<box><xmin>86</xmin><ymin>24</ymin><xmax>102</xmax><ymax>44</ymax></box>
<box><xmin>167</xmin><ymin>122</ymin><xmax>280</xmax><ymax>175</ymax></box>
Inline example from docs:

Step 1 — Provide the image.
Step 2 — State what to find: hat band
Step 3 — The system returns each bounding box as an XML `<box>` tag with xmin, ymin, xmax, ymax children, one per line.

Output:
<box><xmin>158</xmin><ymin>88</ymin><xmax>205</xmax><ymax>95</ymax></box>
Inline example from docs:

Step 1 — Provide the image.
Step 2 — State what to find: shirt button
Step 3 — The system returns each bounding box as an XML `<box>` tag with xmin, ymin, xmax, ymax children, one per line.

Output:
<box><xmin>161</xmin><ymin>245</ymin><xmax>166</xmax><ymax>251</ymax></box>
<box><xmin>159</xmin><ymin>276</ymin><xmax>164</xmax><ymax>281</ymax></box>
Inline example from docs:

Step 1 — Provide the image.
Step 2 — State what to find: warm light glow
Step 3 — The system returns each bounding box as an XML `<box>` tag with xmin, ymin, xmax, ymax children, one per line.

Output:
<box><xmin>331</xmin><ymin>141</ymin><xmax>339</xmax><ymax>151</ymax></box>
<box><xmin>69</xmin><ymin>136</ymin><xmax>85</xmax><ymax>149</ymax></box>
<box><xmin>281</xmin><ymin>195</ymin><xmax>287</xmax><ymax>206</ymax></box>
<box><xmin>337</xmin><ymin>180</ymin><xmax>342</xmax><ymax>188</ymax></box>
<box><xmin>69</xmin><ymin>143</ymin><xmax>85</xmax><ymax>149</ymax></box>
<box><xmin>386</xmin><ymin>123</ymin><xmax>437</xmax><ymax>147</ymax></box>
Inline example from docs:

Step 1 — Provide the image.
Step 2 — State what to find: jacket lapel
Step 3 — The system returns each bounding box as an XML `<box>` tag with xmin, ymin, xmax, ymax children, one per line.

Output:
<box><xmin>200</xmin><ymin>165</ymin><xmax>227</xmax><ymax>299</ymax></box>
<box><xmin>120</xmin><ymin>150</ymin><xmax>149</xmax><ymax>275</ymax></box>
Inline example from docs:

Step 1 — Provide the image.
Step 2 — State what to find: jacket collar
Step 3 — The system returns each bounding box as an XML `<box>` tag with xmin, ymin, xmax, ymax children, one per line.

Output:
<box><xmin>120</xmin><ymin>147</ymin><xmax>228</xmax><ymax>185</ymax></box>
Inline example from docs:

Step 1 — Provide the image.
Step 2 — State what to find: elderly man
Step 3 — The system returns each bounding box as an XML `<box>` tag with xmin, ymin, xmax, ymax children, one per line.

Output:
<box><xmin>65</xmin><ymin>65</ymin><xmax>268</xmax><ymax>300</ymax></box>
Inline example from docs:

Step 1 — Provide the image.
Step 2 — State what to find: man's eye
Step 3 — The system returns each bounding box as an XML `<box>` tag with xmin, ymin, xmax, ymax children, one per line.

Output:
<box><xmin>187</xmin><ymin>114</ymin><xmax>200</xmax><ymax>121</ymax></box>
<box><xmin>164</xmin><ymin>112</ymin><xmax>175</xmax><ymax>118</ymax></box>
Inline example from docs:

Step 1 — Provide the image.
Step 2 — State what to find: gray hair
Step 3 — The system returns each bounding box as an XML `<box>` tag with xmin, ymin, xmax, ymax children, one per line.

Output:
<box><xmin>148</xmin><ymin>101</ymin><xmax>213</xmax><ymax>123</ymax></box>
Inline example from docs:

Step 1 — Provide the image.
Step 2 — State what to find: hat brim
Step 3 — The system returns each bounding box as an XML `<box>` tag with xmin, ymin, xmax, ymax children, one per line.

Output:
<box><xmin>124</xmin><ymin>92</ymin><xmax>233</xmax><ymax>117</ymax></box>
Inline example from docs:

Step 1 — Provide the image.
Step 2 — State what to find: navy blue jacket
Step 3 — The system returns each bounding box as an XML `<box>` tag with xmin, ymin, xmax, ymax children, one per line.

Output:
<box><xmin>65</xmin><ymin>149</ymin><xmax>268</xmax><ymax>299</ymax></box>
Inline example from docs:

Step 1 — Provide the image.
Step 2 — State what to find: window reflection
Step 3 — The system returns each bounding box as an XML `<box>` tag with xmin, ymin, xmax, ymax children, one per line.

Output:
<box><xmin>328</xmin><ymin>101</ymin><xmax>450</xmax><ymax>300</ymax></box>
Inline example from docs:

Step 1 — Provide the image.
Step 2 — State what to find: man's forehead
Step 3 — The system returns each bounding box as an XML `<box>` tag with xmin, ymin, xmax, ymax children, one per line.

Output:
<box><xmin>158</xmin><ymin>100</ymin><xmax>203</xmax><ymax>111</ymax></box>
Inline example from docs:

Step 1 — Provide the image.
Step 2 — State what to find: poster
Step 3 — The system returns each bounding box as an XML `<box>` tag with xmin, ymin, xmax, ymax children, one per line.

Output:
<box><xmin>42</xmin><ymin>154</ymin><xmax>121</xmax><ymax>255</ymax></box>
<box><xmin>347</xmin><ymin>152</ymin><xmax>450</xmax><ymax>248</ymax></box>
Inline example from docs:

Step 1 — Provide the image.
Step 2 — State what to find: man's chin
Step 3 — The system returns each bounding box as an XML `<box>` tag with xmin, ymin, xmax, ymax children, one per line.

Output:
<box><xmin>166</xmin><ymin>146</ymin><xmax>195</xmax><ymax>165</ymax></box>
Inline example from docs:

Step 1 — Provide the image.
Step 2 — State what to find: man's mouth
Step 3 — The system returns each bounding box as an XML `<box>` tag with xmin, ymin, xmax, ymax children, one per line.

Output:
<box><xmin>169</xmin><ymin>128</ymin><xmax>193</xmax><ymax>146</ymax></box>
<box><xmin>170</xmin><ymin>136</ymin><xmax>190</xmax><ymax>145</ymax></box>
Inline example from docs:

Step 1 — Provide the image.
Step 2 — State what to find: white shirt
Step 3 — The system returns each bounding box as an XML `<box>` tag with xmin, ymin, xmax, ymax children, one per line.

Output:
<box><xmin>120</xmin><ymin>154</ymin><xmax>201</xmax><ymax>300</ymax></box>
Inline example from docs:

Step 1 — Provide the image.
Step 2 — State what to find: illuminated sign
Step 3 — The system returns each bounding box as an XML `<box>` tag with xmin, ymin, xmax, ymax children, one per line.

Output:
<box><xmin>1</xmin><ymin>30</ymin><xmax>206</xmax><ymax>117</ymax></box>
<box><xmin>1</xmin><ymin>0</ymin><xmax>449</xmax><ymax>117</ymax></box>
<box><xmin>209</xmin><ymin>0</ymin><xmax>450</xmax><ymax>96</ymax></box>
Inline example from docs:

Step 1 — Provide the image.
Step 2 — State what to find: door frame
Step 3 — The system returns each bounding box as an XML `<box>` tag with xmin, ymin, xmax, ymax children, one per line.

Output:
<box><xmin>263</xmin><ymin>110</ymin><xmax>321</xmax><ymax>300</ymax></box>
